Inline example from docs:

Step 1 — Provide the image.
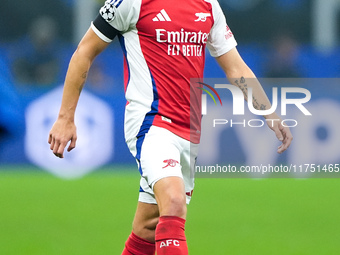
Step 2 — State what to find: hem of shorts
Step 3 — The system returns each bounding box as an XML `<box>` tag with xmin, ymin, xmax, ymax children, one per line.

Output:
<box><xmin>139</xmin><ymin>172</ymin><xmax>193</xmax><ymax>205</ymax></box>
<box><xmin>138</xmin><ymin>192</ymin><xmax>158</xmax><ymax>204</ymax></box>
<box><xmin>150</xmin><ymin>173</ymin><xmax>183</xmax><ymax>190</ymax></box>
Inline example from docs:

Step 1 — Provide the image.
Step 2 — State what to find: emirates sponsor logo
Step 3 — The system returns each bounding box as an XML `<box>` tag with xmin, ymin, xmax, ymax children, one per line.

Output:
<box><xmin>155</xmin><ymin>28</ymin><xmax>209</xmax><ymax>57</ymax></box>
<box><xmin>156</xmin><ymin>28</ymin><xmax>209</xmax><ymax>44</ymax></box>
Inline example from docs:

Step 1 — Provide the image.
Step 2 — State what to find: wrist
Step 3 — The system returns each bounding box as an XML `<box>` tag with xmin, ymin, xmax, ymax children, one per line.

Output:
<box><xmin>264</xmin><ymin>112</ymin><xmax>280</xmax><ymax>120</ymax></box>
<box><xmin>58</xmin><ymin>112</ymin><xmax>75</xmax><ymax>122</ymax></box>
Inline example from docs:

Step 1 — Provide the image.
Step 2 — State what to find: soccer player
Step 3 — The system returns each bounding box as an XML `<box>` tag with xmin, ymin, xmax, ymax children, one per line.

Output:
<box><xmin>48</xmin><ymin>0</ymin><xmax>293</xmax><ymax>254</ymax></box>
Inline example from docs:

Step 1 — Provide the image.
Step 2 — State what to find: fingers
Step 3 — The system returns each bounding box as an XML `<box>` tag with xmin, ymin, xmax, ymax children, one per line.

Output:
<box><xmin>52</xmin><ymin>138</ymin><xmax>66</xmax><ymax>158</ymax></box>
<box><xmin>55</xmin><ymin>141</ymin><xmax>66</xmax><ymax>158</ymax></box>
<box><xmin>48</xmin><ymin>120</ymin><xmax>77</xmax><ymax>158</ymax></box>
<box><xmin>67</xmin><ymin>136</ymin><xmax>77</xmax><ymax>152</ymax></box>
<box><xmin>49</xmin><ymin>134</ymin><xmax>76</xmax><ymax>158</ymax></box>
<box><xmin>277</xmin><ymin>126</ymin><xmax>293</xmax><ymax>154</ymax></box>
<box><xmin>273</xmin><ymin>123</ymin><xmax>284</xmax><ymax>142</ymax></box>
<box><xmin>50</xmin><ymin>136</ymin><xmax>64</xmax><ymax>157</ymax></box>
<box><xmin>270</xmin><ymin>121</ymin><xmax>293</xmax><ymax>154</ymax></box>
<box><xmin>48</xmin><ymin>133</ymin><xmax>52</xmax><ymax>144</ymax></box>
<box><xmin>49</xmin><ymin>134</ymin><xmax>55</xmax><ymax>150</ymax></box>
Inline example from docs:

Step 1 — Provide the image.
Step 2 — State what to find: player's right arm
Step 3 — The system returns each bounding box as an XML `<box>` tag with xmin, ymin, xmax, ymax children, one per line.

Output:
<box><xmin>48</xmin><ymin>27</ymin><xmax>109</xmax><ymax>158</ymax></box>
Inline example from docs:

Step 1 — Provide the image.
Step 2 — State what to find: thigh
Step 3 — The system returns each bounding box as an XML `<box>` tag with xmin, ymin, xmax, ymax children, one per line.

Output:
<box><xmin>137</xmin><ymin>126</ymin><xmax>184</xmax><ymax>204</ymax></box>
<box><xmin>127</xmin><ymin>126</ymin><xmax>198</xmax><ymax>205</ymax></box>
<box><xmin>140</xmin><ymin>126</ymin><xmax>183</xmax><ymax>187</ymax></box>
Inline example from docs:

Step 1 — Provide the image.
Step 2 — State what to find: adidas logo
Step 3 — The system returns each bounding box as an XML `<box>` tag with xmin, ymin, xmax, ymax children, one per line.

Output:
<box><xmin>152</xmin><ymin>9</ymin><xmax>171</xmax><ymax>22</ymax></box>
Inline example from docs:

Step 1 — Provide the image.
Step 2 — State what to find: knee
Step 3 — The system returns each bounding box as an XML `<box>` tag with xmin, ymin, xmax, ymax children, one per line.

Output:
<box><xmin>153</xmin><ymin>176</ymin><xmax>187</xmax><ymax>218</ymax></box>
<box><xmin>161</xmin><ymin>193</ymin><xmax>187</xmax><ymax>218</ymax></box>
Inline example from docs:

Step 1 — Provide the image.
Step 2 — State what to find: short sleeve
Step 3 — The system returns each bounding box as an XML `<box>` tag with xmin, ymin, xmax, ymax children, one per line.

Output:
<box><xmin>91</xmin><ymin>0</ymin><xmax>137</xmax><ymax>43</ymax></box>
<box><xmin>207</xmin><ymin>0</ymin><xmax>237</xmax><ymax>57</ymax></box>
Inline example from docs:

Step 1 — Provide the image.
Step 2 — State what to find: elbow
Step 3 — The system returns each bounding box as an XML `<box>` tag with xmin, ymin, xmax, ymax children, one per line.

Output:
<box><xmin>225</xmin><ymin>68</ymin><xmax>241</xmax><ymax>80</ymax></box>
<box><xmin>225</xmin><ymin>65</ymin><xmax>254</xmax><ymax>80</ymax></box>
<box><xmin>71</xmin><ymin>45</ymin><xmax>94</xmax><ymax>66</ymax></box>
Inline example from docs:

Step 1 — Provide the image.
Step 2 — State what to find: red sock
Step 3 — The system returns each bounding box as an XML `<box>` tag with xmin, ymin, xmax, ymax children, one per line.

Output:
<box><xmin>155</xmin><ymin>216</ymin><xmax>188</xmax><ymax>255</ymax></box>
<box><xmin>121</xmin><ymin>232</ymin><xmax>155</xmax><ymax>255</ymax></box>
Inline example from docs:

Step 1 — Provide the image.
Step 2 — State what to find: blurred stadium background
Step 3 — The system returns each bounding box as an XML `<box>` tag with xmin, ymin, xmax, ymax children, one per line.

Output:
<box><xmin>1</xmin><ymin>0</ymin><xmax>340</xmax><ymax>254</ymax></box>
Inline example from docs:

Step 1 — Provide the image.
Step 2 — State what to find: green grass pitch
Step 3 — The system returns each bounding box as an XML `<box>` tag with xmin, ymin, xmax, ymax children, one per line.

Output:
<box><xmin>0</xmin><ymin>166</ymin><xmax>340</xmax><ymax>254</ymax></box>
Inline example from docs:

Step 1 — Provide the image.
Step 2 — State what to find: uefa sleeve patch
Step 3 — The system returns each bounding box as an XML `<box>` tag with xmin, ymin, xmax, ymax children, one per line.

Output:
<box><xmin>100</xmin><ymin>1</ymin><xmax>117</xmax><ymax>22</ymax></box>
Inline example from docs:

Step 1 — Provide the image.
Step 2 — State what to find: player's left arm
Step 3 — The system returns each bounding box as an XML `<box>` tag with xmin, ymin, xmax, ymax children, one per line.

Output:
<box><xmin>216</xmin><ymin>47</ymin><xmax>293</xmax><ymax>154</ymax></box>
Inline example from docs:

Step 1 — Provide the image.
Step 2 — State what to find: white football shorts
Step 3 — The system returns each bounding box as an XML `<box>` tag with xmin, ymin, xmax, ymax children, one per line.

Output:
<box><xmin>126</xmin><ymin>126</ymin><xmax>199</xmax><ymax>205</ymax></box>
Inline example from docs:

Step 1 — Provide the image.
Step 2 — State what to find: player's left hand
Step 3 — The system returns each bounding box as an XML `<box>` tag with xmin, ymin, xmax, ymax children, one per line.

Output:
<box><xmin>266</xmin><ymin>117</ymin><xmax>293</xmax><ymax>154</ymax></box>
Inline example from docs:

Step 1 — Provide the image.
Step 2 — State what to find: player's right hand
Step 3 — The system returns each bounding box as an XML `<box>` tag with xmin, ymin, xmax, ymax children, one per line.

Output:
<box><xmin>48</xmin><ymin>118</ymin><xmax>77</xmax><ymax>158</ymax></box>
<box><xmin>267</xmin><ymin>118</ymin><xmax>293</xmax><ymax>154</ymax></box>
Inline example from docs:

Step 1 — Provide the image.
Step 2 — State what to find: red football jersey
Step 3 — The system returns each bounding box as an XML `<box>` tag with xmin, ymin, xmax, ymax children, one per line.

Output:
<box><xmin>92</xmin><ymin>0</ymin><xmax>237</xmax><ymax>143</ymax></box>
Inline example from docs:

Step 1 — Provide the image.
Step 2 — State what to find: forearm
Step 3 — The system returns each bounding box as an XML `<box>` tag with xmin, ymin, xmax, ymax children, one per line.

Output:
<box><xmin>58</xmin><ymin>50</ymin><xmax>92</xmax><ymax>121</ymax></box>
<box><xmin>57</xmin><ymin>27</ymin><xmax>109</xmax><ymax>122</ymax></box>
<box><xmin>216</xmin><ymin>48</ymin><xmax>292</xmax><ymax>153</ymax></box>
<box><xmin>216</xmin><ymin>48</ymin><xmax>279</xmax><ymax>119</ymax></box>
<box><xmin>228</xmin><ymin>68</ymin><xmax>277</xmax><ymax>119</ymax></box>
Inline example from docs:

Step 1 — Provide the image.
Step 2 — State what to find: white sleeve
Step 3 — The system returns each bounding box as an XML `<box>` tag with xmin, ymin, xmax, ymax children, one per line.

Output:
<box><xmin>92</xmin><ymin>0</ymin><xmax>139</xmax><ymax>42</ymax></box>
<box><xmin>207</xmin><ymin>0</ymin><xmax>237</xmax><ymax>57</ymax></box>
